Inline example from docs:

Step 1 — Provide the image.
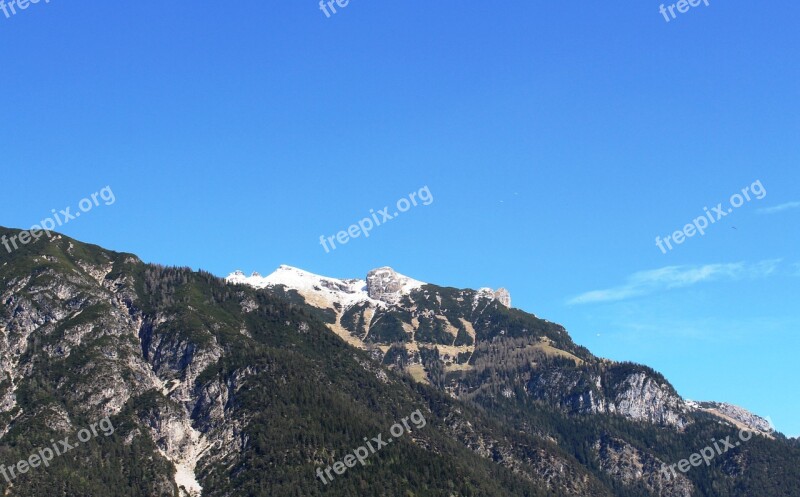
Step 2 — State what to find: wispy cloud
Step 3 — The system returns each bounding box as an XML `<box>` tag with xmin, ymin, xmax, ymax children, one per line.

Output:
<box><xmin>568</xmin><ymin>260</ymin><xmax>782</xmax><ymax>305</ymax></box>
<box><xmin>757</xmin><ymin>201</ymin><xmax>800</xmax><ymax>214</ymax></box>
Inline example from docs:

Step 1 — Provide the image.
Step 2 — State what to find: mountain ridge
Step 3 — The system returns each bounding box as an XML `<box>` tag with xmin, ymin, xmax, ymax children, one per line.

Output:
<box><xmin>225</xmin><ymin>264</ymin><xmax>775</xmax><ymax>437</ymax></box>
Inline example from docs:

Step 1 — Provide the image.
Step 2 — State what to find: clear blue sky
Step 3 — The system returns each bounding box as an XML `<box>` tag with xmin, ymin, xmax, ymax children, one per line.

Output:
<box><xmin>2</xmin><ymin>1</ymin><xmax>798</xmax><ymax>436</ymax></box>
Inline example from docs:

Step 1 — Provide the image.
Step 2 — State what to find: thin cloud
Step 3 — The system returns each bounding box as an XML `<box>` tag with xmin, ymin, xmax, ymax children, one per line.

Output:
<box><xmin>568</xmin><ymin>260</ymin><xmax>782</xmax><ymax>305</ymax></box>
<box><xmin>757</xmin><ymin>201</ymin><xmax>800</xmax><ymax>214</ymax></box>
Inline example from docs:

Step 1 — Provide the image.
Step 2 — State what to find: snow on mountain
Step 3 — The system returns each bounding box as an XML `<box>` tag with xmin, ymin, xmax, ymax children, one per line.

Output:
<box><xmin>228</xmin><ymin>265</ymin><xmax>370</xmax><ymax>306</ymax></box>
<box><xmin>226</xmin><ymin>265</ymin><xmax>424</xmax><ymax>308</ymax></box>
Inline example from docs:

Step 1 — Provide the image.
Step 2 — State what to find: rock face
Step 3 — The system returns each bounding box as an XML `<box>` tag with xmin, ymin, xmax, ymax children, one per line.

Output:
<box><xmin>365</xmin><ymin>266</ymin><xmax>423</xmax><ymax>304</ymax></box>
<box><xmin>611</xmin><ymin>373</ymin><xmax>689</xmax><ymax>427</ymax></box>
<box><xmin>494</xmin><ymin>288</ymin><xmax>511</xmax><ymax>308</ymax></box>
<box><xmin>0</xmin><ymin>234</ymin><xmax>240</xmax><ymax>496</ymax></box>
<box><xmin>594</xmin><ymin>437</ymin><xmax>695</xmax><ymax>497</ymax></box>
<box><xmin>525</xmin><ymin>368</ymin><xmax>690</xmax><ymax>429</ymax></box>
<box><xmin>687</xmin><ymin>400</ymin><xmax>776</xmax><ymax>436</ymax></box>
<box><xmin>474</xmin><ymin>287</ymin><xmax>512</xmax><ymax>308</ymax></box>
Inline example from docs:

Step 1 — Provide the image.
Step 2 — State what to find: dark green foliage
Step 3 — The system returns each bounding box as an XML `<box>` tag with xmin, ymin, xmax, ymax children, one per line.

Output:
<box><xmin>381</xmin><ymin>343</ymin><xmax>409</xmax><ymax>368</ymax></box>
<box><xmin>414</xmin><ymin>316</ymin><xmax>454</xmax><ymax>345</ymax></box>
<box><xmin>419</xmin><ymin>347</ymin><xmax>445</xmax><ymax>388</ymax></box>
<box><xmin>265</xmin><ymin>285</ymin><xmax>337</xmax><ymax>325</ymax></box>
<box><xmin>340</xmin><ymin>302</ymin><xmax>368</xmax><ymax>338</ymax></box>
<box><xmin>454</xmin><ymin>325</ymin><xmax>475</xmax><ymax>346</ymax></box>
<box><xmin>366</xmin><ymin>311</ymin><xmax>408</xmax><ymax>343</ymax></box>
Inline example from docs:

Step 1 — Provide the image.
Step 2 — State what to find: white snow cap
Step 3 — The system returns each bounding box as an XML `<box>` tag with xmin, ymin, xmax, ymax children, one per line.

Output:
<box><xmin>225</xmin><ymin>266</ymin><xmax>515</xmax><ymax>308</ymax></box>
<box><xmin>225</xmin><ymin>265</ymin><xmax>425</xmax><ymax>306</ymax></box>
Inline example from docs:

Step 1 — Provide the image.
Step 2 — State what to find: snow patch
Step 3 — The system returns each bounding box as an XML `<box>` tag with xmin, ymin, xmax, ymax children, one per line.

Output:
<box><xmin>226</xmin><ymin>265</ymin><xmax>425</xmax><ymax>311</ymax></box>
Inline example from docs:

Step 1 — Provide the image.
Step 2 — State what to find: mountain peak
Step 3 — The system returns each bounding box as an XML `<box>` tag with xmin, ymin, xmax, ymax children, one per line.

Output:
<box><xmin>475</xmin><ymin>287</ymin><xmax>512</xmax><ymax>308</ymax></box>
<box><xmin>366</xmin><ymin>266</ymin><xmax>425</xmax><ymax>304</ymax></box>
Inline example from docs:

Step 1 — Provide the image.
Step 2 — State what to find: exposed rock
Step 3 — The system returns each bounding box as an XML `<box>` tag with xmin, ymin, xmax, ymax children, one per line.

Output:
<box><xmin>612</xmin><ymin>373</ymin><xmax>690</xmax><ymax>428</ymax></box>
<box><xmin>687</xmin><ymin>400</ymin><xmax>775</xmax><ymax>436</ymax></box>
<box><xmin>494</xmin><ymin>288</ymin><xmax>512</xmax><ymax>308</ymax></box>
<box><xmin>366</xmin><ymin>266</ymin><xmax>423</xmax><ymax>304</ymax></box>
<box><xmin>594</xmin><ymin>437</ymin><xmax>695</xmax><ymax>497</ymax></box>
<box><xmin>474</xmin><ymin>286</ymin><xmax>512</xmax><ymax>308</ymax></box>
<box><xmin>526</xmin><ymin>369</ymin><xmax>690</xmax><ymax>429</ymax></box>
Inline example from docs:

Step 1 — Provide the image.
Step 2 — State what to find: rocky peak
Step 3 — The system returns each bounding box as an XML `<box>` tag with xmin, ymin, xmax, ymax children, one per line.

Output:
<box><xmin>494</xmin><ymin>288</ymin><xmax>511</xmax><ymax>308</ymax></box>
<box><xmin>474</xmin><ymin>287</ymin><xmax>512</xmax><ymax>308</ymax></box>
<box><xmin>366</xmin><ymin>267</ymin><xmax>424</xmax><ymax>304</ymax></box>
<box><xmin>687</xmin><ymin>400</ymin><xmax>775</xmax><ymax>435</ymax></box>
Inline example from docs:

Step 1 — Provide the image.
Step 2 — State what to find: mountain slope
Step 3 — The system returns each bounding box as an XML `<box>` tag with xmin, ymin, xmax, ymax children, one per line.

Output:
<box><xmin>0</xmin><ymin>227</ymin><xmax>798</xmax><ymax>496</ymax></box>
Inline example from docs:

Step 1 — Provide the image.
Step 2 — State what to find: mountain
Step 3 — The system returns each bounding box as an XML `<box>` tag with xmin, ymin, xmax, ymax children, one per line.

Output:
<box><xmin>0</xmin><ymin>226</ymin><xmax>798</xmax><ymax>497</ymax></box>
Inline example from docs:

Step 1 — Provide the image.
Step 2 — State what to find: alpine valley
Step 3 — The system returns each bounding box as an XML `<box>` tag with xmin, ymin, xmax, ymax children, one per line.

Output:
<box><xmin>1</xmin><ymin>226</ymin><xmax>798</xmax><ymax>496</ymax></box>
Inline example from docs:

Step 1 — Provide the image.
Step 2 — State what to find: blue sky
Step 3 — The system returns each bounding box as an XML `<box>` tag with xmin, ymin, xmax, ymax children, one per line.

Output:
<box><xmin>1</xmin><ymin>1</ymin><xmax>798</xmax><ymax>435</ymax></box>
